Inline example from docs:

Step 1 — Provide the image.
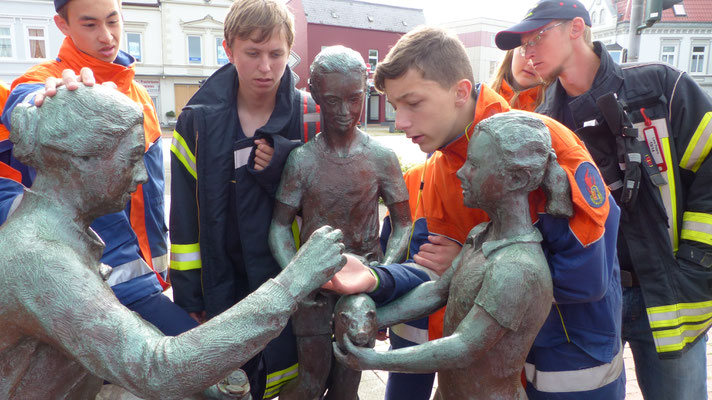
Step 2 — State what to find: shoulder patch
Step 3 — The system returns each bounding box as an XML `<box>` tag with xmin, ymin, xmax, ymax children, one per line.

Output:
<box><xmin>574</xmin><ymin>162</ymin><xmax>606</xmax><ymax>208</ymax></box>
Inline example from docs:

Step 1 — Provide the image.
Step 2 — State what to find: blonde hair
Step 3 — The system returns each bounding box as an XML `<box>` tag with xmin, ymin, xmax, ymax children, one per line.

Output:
<box><xmin>490</xmin><ymin>49</ymin><xmax>547</xmax><ymax>109</ymax></box>
<box><xmin>374</xmin><ymin>26</ymin><xmax>474</xmax><ymax>93</ymax></box>
<box><xmin>223</xmin><ymin>0</ymin><xmax>295</xmax><ymax>48</ymax></box>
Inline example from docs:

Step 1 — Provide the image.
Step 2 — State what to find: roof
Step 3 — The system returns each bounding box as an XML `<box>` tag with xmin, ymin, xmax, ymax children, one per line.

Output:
<box><xmin>613</xmin><ymin>0</ymin><xmax>712</xmax><ymax>23</ymax></box>
<box><xmin>300</xmin><ymin>0</ymin><xmax>425</xmax><ymax>33</ymax></box>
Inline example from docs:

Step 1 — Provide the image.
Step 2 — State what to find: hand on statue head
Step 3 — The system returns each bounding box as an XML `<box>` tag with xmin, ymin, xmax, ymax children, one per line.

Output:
<box><xmin>252</xmin><ymin>139</ymin><xmax>274</xmax><ymax>171</ymax></box>
<box><xmin>413</xmin><ymin>235</ymin><xmax>461</xmax><ymax>276</ymax></box>
<box><xmin>332</xmin><ymin>333</ymin><xmax>377</xmax><ymax>371</ymax></box>
<box><xmin>277</xmin><ymin>226</ymin><xmax>346</xmax><ymax>300</ymax></box>
<box><xmin>321</xmin><ymin>254</ymin><xmax>378</xmax><ymax>295</ymax></box>
<box><xmin>34</xmin><ymin>67</ymin><xmax>117</xmax><ymax>106</ymax></box>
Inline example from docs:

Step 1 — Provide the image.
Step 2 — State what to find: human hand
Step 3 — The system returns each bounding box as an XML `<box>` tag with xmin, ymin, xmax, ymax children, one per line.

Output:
<box><xmin>413</xmin><ymin>235</ymin><xmax>461</xmax><ymax>276</ymax></box>
<box><xmin>332</xmin><ymin>333</ymin><xmax>379</xmax><ymax>371</ymax></box>
<box><xmin>252</xmin><ymin>139</ymin><xmax>274</xmax><ymax>171</ymax></box>
<box><xmin>189</xmin><ymin>310</ymin><xmax>206</xmax><ymax>324</ymax></box>
<box><xmin>278</xmin><ymin>226</ymin><xmax>346</xmax><ymax>300</ymax></box>
<box><xmin>34</xmin><ymin>67</ymin><xmax>117</xmax><ymax>106</ymax></box>
<box><xmin>321</xmin><ymin>254</ymin><xmax>378</xmax><ymax>294</ymax></box>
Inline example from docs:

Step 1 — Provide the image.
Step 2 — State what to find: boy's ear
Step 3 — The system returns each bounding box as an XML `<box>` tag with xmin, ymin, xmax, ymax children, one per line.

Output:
<box><xmin>54</xmin><ymin>14</ymin><xmax>70</xmax><ymax>36</ymax></box>
<box><xmin>454</xmin><ymin>78</ymin><xmax>473</xmax><ymax>107</ymax></box>
<box><xmin>570</xmin><ymin>17</ymin><xmax>585</xmax><ymax>40</ymax></box>
<box><xmin>222</xmin><ymin>40</ymin><xmax>234</xmax><ymax>64</ymax></box>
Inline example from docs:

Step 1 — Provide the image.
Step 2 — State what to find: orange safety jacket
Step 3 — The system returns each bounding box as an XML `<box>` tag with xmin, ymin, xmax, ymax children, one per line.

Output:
<box><xmin>4</xmin><ymin>37</ymin><xmax>168</xmax><ymax>301</ymax></box>
<box><xmin>397</xmin><ymin>84</ymin><xmax>620</xmax><ymax>367</ymax></box>
<box><xmin>497</xmin><ymin>79</ymin><xmax>542</xmax><ymax>112</ymax></box>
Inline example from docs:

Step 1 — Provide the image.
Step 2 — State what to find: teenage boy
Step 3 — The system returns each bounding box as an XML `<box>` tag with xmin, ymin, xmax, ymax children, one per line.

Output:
<box><xmin>496</xmin><ymin>1</ymin><xmax>712</xmax><ymax>399</ymax></box>
<box><xmin>168</xmin><ymin>0</ymin><xmax>319</xmax><ymax>397</ymax></box>
<box><xmin>0</xmin><ymin>0</ymin><xmax>198</xmax><ymax>336</ymax></box>
<box><xmin>326</xmin><ymin>26</ymin><xmax>625</xmax><ymax>400</ymax></box>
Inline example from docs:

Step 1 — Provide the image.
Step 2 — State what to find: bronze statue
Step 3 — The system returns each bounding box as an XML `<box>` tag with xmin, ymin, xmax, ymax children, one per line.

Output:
<box><xmin>0</xmin><ymin>85</ymin><xmax>346</xmax><ymax>400</ymax></box>
<box><xmin>334</xmin><ymin>111</ymin><xmax>572</xmax><ymax>400</ymax></box>
<box><xmin>269</xmin><ymin>45</ymin><xmax>412</xmax><ymax>399</ymax></box>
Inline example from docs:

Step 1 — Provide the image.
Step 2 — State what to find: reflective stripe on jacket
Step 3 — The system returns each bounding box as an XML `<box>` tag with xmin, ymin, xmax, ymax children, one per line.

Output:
<box><xmin>538</xmin><ymin>41</ymin><xmax>712</xmax><ymax>358</ymax></box>
<box><xmin>0</xmin><ymin>37</ymin><xmax>167</xmax><ymax>304</ymax></box>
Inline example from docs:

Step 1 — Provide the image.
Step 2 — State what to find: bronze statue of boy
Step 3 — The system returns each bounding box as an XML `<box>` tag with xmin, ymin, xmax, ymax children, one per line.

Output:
<box><xmin>334</xmin><ymin>112</ymin><xmax>572</xmax><ymax>400</ymax></box>
<box><xmin>0</xmin><ymin>85</ymin><xmax>346</xmax><ymax>400</ymax></box>
<box><xmin>269</xmin><ymin>45</ymin><xmax>412</xmax><ymax>399</ymax></box>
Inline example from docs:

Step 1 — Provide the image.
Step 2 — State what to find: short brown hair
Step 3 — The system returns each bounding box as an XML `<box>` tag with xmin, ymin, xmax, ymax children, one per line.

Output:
<box><xmin>374</xmin><ymin>26</ymin><xmax>474</xmax><ymax>92</ymax></box>
<box><xmin>223</xmin><ymin>0</ymin><xmax>295</xmax><ymax>48</ymax></box>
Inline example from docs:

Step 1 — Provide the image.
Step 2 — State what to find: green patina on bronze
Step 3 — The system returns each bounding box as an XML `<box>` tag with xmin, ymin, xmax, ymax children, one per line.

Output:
<box><xmin>269</xmin><ymin>45</ymin><xmax>412</xmax><ymax>400</ymax></box>
<box><xmin>0</xmin><ymin>85</ymin><xmax>346</xmax><ymax>400</ymax></box>
<box><xmin>334</xmin><ymin>111</ymin><xmax>573</xmax><ymax>400</ymax></box>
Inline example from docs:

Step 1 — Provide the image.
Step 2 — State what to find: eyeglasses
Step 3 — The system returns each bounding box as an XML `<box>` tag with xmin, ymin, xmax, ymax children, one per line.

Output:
<box><xmin>518</xmin><ymin>22</ymin><xmax>564</xmax><ymax>56</ymax></box>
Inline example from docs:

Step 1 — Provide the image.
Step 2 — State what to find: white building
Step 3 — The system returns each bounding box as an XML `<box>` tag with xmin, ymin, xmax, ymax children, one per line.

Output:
<box><xmin>122</xmin><ymin>0</ymin><xmax>232</xmax><ymax>125</ymax></box>
<box><xmin>439</xmin><ymin>18</ymin><xmax>514</xmax><ymax>85</ymax></box>
<box><xmin>0</xmin><ymin>0</ymin><xmax>63</xmax><ymax>85</ymax></box>
<box><xmin>588</xmin><ymin>0</ymin><xmax>712</xmax><ymax>96</ymax></box>
<box><xmin>0</xmin><ymin>0</ymin><xmax>232</xmax><ymax>126</ymax></box>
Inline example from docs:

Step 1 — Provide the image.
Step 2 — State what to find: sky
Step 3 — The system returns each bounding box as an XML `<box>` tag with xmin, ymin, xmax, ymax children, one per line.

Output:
<box><xmin>361</xmin><ymin>0</ymin><xmax>537</xmax><ymax>25</ymax></box>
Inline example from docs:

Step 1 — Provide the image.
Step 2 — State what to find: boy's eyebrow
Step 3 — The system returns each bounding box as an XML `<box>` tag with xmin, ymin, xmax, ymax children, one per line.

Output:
<box><xmin>393</xmin><ymin>91</ymin><xmax>417</xmax><ymax>102</ymax></box>
<box><xmin>78</xmin><ymin>10</ymin><xmax>119</xmax><ymax>21</ymax></box>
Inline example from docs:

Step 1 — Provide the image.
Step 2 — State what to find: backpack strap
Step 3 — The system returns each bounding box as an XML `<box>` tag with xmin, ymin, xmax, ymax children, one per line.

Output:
<box><xmin>299</xmin><ymin>90</ymin><xmax>320</xmax><ymax>142</ymax></box>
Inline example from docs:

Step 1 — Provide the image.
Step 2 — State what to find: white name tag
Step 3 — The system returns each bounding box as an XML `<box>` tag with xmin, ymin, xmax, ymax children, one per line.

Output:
<box><xmin>234</xmin><ymin>147</ymin><xmax>252</xmax><ymax>169</ymax></box>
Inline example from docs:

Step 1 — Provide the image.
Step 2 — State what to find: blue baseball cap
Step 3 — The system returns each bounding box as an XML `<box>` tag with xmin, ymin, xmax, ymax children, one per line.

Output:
<box><xmin>495</xmin><ymin>0</ymin><xmax>591</xmax><ymax>51</ymax></box>
<box><xmin>54</xmin><ymin>0</ymin><xmax>70</xmax><ymax>12</ymax></box>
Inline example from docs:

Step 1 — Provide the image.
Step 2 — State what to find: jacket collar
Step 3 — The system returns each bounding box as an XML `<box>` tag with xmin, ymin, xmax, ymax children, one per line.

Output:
<box><xmin>538</xmin><ymin>42</ymin><xmax>624</xmax><ymax>128</ymax></box>
<box><xmin>185</xmin><ymin>63</ymin><xmax>298</xmax><ymax>137</ymax></box>
<box><xmin>499</xmin><ymin>79</ymin><xmax>541</xmax><ymax>112</ymax></box>
<box><xmin>439</xmin><ymin>83</ymin><xmax>510</xmax><ymax>163</ymax></box>
<box><xmin>56</xmin><ymin>37</ymin><xmax>136</xmax><ymax>93</ymax></box>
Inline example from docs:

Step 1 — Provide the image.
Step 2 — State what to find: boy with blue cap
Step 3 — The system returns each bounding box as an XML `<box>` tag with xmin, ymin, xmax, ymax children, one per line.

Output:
<box><xmin>497</xmin><ymin>1</ymin><xmax>712</xmax><ymax>399</ymax></box>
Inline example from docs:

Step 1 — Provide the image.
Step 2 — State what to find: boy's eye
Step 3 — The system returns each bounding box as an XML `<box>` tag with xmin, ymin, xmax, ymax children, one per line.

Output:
<box><xmin>408</xmin><ymin>101</ymin><xmax>421</xmax><ymax>108</ymax></box>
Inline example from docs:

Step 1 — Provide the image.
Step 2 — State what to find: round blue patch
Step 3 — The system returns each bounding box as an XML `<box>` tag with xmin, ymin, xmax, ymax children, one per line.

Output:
<box><xmin>574</xmin><ymin>162</ymin><xmax>606</xmax><ymax>208</ymax></box>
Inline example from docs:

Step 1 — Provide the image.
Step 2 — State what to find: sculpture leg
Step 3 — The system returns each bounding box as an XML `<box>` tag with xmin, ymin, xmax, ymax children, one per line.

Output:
<box><xmin>323</xmin><ymin>359</ymin><xmax>361</xmax><ymax>400</ymax></box>
<box><xmin>279</xmin><ymin>293</ymin><xmax>336</xmax><ymax>400</ymax></box>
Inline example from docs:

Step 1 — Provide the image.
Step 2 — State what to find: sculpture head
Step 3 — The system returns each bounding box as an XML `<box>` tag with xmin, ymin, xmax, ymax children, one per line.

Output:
<box><xmin>457</xmin><ymin>111</ymin><xmax>572</xmax><ymax>217</ymax></box>
<box><xmin>10</xmin><ymin>85</ymin><xmax>147</xmax><ymax>216</ymax></box>
<box><xmin>309</xmin><ymin>46</ymin><xmax>367</xmax><ymax>136</ymax></box>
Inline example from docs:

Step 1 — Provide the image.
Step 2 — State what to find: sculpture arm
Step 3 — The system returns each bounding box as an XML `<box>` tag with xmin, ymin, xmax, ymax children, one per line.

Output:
<box><xmin>376</xmin><ymin>252</ymin><xmax>459</xmax><ymax>328</ymax></box>
<box><xmin>382</xmin><ymin>200</ymin><xmax>412</xmax><ymax>265</ymax></box>
<box><xmin>335</xmin><ymin>302</ymin><xmax>507</xmax><ymax>373</ymax></box>
<box><xmin>269</xmin><ymin>200</ymin><xmax>299</xmax><ymax>269</ymax></box>
<box><xmin>18</xmin><ymin>227</ymin><xmax>344</xmax><ymax>400</ymax></box>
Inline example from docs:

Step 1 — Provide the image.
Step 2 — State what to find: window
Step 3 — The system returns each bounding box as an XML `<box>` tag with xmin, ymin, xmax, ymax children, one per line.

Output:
<box><xmin>690</xmin><ymin>45</ymin><xmax>707</xmax><ymax>74</ymax></box>
<box><xmin>0</xmin><ymin>26</ymin><xmax>12</xmax><ymax>58</ymax></box>
<box><xmin>660</xmin><ymin>44</ymin><xmax>677</xmax><ymax>67</ymax></box>
<box><xmin>368</xmin><ymin>49</ymin><xmax>378</xmax><ymax>70</ymax></box>
<box><xmin>385</xmin><ymin>98</ymin><xmax>396</xmax><ymax>121</ymax></box>
<box><xmin>187</xmin><ymin>35</ymin><xmax>202</xmax><ymax>64</ymax></box>
<box><xmin>369</xmin><ymin>95</ymin><xmax>379</xmax><ymax>121</ymax></box>
<box><xmin>599</xmin><ymin>10</ymin><xmax>606</xmax><ymax>24</ymax></box>
<box><xmin>591</xmin><ymin>11</ymin><xmax>598</xmax><ymax>24</ymax></box>
<box><xmin>126</xmin><ymin>32</ymin><xmax>142</xmax><ymax>62</ymax></box>
<box><xmin>216</xmin><ymin>37</ymin><xmax>228</xmax><ymax>65</ymax></box>
<box><xmin>27</xmin><ymin>26</ymin><xmax>47</xmax><ymax>59</ymax></box>
<box><xmin>609</xmin><ymin>51</ymin><xmax>622</xmax><ymax>64</ymax></box>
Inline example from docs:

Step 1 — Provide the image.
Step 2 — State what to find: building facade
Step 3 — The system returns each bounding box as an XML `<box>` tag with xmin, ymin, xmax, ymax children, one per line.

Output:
<box><xmin>588</xmin><ymin>0</ymin><xmax>712</xmax><ymax>96</ymax></box>
<box><xmin>1</xmin><ymin>0</ymin><xmax>424</xmax><ymax>126</ymax></box>
<box><xmin>439</xmin><ymin>18</ymin><xmax>513</xmax><ymax>87</ymax></box>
